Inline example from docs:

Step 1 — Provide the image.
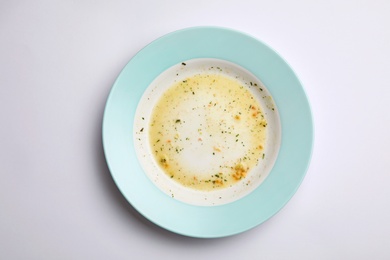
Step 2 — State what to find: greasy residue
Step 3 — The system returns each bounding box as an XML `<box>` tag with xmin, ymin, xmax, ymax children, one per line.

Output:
<box><xmin>149</xmin><ymin>73</ymin><xmax>267</xmax><ymax>191</ymax></box>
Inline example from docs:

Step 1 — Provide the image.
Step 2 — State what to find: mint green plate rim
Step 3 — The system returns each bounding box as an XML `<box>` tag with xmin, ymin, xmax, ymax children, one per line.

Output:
<box><xmin>102</xmin><ymin>26</ymin><xmax>313</xmax><ymax>238</ymax></box>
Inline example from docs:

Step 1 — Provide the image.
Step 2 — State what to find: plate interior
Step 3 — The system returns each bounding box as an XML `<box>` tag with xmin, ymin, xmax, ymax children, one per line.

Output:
<box><xmin>134</xmin><ymin>58</ymin><xmax>281</xmax><ymax>206</ymax></box>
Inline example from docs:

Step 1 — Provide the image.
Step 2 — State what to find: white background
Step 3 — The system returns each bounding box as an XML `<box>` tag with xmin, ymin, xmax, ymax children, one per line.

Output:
<box><xmin>1</xmin><ymin>1</ymin><xmax>389</xmax><ymax>259</ymax></box>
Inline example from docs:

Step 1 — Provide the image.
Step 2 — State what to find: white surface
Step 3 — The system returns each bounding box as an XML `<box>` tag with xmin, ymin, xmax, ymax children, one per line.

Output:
<box><xmin>1</xmin><ymin>0</ymin><xmax>389</xmax><ymax>259</ymax></box>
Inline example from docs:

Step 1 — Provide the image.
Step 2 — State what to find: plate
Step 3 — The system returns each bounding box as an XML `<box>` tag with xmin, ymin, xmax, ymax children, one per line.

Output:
<box><xmin>102</xmin><ymin>27</ymin><xmax>313</xmax><ymax>238</ymax></box>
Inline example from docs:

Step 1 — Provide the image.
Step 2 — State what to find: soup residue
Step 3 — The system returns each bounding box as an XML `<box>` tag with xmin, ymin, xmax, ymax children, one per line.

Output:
<box><xmin>149</xmin><ymin>74</ymin><xmax>267</xmax><ymax>191</ymax></box>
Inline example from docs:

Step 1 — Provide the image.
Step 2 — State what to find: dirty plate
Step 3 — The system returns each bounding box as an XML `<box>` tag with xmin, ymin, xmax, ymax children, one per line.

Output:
<box><xmin>102</xmin><ymin>27</ymin><xmax>313</xmax><ymax>238</ymax></box>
